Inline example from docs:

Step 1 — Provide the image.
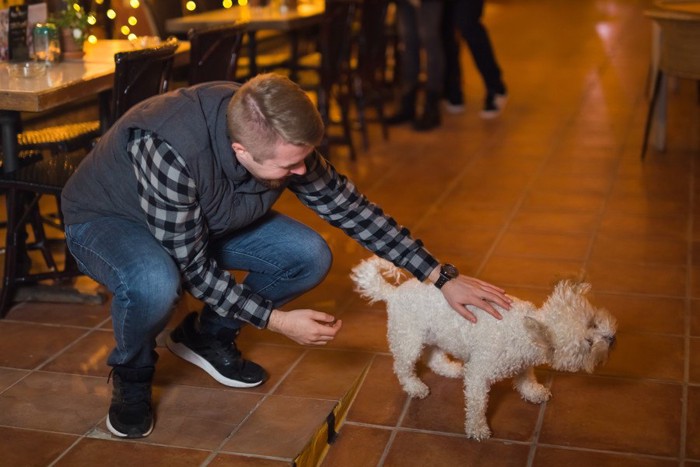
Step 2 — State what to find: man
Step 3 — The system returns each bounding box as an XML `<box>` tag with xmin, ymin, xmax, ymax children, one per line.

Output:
<box><xmin>62</xmin><ymin>74</ymin><xmax>511</xmax><ymax>439</ymax></box>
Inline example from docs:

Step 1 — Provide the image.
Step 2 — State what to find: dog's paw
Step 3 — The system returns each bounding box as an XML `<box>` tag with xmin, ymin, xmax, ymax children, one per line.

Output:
<box><xmin>520</xmin><ymin>384</ymin><xmax>552</xmax><ymax>404</ymax></box>
<box><xmin>403</xmin><ymin>381</ymin><xmax>430</xmax><ymax>399</ymax></box>
<box><xmin>465</xmin><ymin>423</ymin><xmax>492</xmax><ymax>441</ymax></box>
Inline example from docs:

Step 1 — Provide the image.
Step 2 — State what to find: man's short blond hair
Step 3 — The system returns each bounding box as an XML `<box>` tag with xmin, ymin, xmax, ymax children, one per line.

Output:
<box><xmin>227</xmin><ymin>73</ymin><xmax>325</xmax><ymax>160</ymax></box>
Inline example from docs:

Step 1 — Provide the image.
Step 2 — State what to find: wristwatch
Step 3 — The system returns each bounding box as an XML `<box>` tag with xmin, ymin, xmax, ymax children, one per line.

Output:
<box><xmin>434</xmin><ymin>263</ymin><xmax>459</xmax><ymax>289</ymax></box>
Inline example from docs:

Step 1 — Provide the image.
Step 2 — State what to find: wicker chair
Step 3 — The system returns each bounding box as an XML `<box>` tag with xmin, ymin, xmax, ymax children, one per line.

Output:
<box><xmin>0</xmin><ymin>42</ymin><xmax>179</xmax><ymax>318</ymax></box>
<box><xmin>641</xmin><ymin>7</ymin><xmax>700</xmax><ymax>158</ymax></box>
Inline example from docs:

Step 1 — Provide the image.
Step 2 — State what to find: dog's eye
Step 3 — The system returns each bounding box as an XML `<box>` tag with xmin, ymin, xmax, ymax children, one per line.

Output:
<box><xmin>585</xmin><ymin>338</ymin><xmax>593</xmax><ymax>347</ymax></box>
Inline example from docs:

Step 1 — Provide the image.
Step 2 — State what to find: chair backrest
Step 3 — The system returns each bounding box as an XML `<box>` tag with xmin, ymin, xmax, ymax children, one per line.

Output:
<box><xmin>187</xmin><ymin>23</ymin><xmax>246</xmax><ymax>84</ymax></box>
<box><xmin>319</xmin><ymin>0</ymin><xmax>359</xmax><ymax>90</ymax></box>
<box><xmin>355</xmin><ymin>0</ymin><xmax>390</xmax><ymax>87</ymax></box>
<box><xmin>111</xmin><ymin>42</ymin><xmax>179</xmax><ymax>124</ymax></box>
<box><xmin>141</xmin><ymin>0</ymin><xmax>184</xmax><ymax>39</ymax></box>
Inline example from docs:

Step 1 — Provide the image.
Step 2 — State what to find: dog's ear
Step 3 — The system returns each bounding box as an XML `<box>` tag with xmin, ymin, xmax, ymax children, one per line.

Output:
<box><xmin>524</xmin><ymin>316</ymin><xmax>554</xmax><ymax>359</ymax></box>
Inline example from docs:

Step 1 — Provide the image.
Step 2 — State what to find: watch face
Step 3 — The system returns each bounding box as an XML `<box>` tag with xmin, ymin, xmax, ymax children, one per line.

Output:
<box><xmin>442</xmin><ymin>264</ymin><xmax>459</xmax><ymax>279</ymax></box>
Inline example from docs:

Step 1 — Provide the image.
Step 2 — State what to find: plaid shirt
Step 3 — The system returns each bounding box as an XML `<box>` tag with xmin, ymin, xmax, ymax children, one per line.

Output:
<box><xmin>128</xmin><ymin>130</ymin><xmax>438</xmax><ymax>328</ymax></box>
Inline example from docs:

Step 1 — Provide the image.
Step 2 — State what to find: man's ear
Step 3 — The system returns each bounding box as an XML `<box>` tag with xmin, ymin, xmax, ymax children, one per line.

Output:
<box><xmin>232</xmin><ymin>142</ymin><xmax>246</xmax><ymax>154</ymax></box>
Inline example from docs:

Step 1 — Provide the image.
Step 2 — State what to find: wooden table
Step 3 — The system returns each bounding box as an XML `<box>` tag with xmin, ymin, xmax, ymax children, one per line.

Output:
<box><xmin>0</xmin><ymin>39</ymin><xmax>189</xmax><ymax>172</ymax></box>
<box><xmin>165</xmin><ymin>2</ymin><xmax>324</xmax><ymax>78</ymax></box>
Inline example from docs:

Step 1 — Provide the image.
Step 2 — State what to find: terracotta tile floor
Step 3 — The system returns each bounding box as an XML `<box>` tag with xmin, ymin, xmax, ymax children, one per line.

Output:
<box><xmin>1</xmin><ymin>0</ymin><xmax>700</xmax><ymax>465</ymax></box>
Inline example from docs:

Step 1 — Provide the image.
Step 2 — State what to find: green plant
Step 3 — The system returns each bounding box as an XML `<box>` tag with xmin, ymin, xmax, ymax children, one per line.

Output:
<box><xmin>51</xmin><ymin>2</ymin><xmax>92</xmax><ymax>46</ymax></box>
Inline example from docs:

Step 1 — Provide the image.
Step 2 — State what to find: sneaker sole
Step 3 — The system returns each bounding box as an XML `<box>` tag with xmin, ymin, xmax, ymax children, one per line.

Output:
<box><xmin>166</xmin><ymin>336</ymin><xmax>265</xmax><ymax>388</ymax></box>
<box><xmin>480</xmin><ymin>95</ymin><xmax>508</xmax><ymax>119</ymax></box>
<box><xmin>106</xmin><ymin>415</ymin><xmax>154</xmax><ymax>439</ymax></box>
<box><xmin>443</xmin><ymin>102</ymin><xmax>465</xmax><ymax>114</ymax></box>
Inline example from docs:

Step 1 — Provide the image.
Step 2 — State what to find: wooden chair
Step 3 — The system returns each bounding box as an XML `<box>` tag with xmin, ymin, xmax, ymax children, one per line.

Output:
<box><xmin>187</xmin><ymin>23</ymin><xmax>246</xmax><ymax>84</ymax></box>
<box><xmin>0</xmin><ymin>42</ymin><xmax>179</xmax><ymax>318</ymax></box>
<box><xmin>641</xmin><ymin>7</ymin><xmax>700</xmax><ymax>158</ymax></box>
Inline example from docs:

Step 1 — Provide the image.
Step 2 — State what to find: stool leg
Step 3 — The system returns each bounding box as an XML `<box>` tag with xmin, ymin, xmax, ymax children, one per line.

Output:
<box><xmin>1</xmin><ymin>189</ymin><xmax>22</xmax><ymax>318</ymax></box>
<box><xmin>641</xmin><ymin>70</ymin><xmax>662</xmax><ymax>160</ymax></box>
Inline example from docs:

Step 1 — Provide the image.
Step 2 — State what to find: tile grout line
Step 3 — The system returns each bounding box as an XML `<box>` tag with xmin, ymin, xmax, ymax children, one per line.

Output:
<box><xmin>200</xmin><ymin>347</ymin><xmax>312</xmax><ymax>466</ymax></box>
<box><xmin>376</xmin><ymin>394</ymin><xmax>412</xmax><ymax>467</ymax></box>
<box><xmin>679</xmin><ymin>135</ymin><xmax>695</xmax><ymax>466</ymax></box>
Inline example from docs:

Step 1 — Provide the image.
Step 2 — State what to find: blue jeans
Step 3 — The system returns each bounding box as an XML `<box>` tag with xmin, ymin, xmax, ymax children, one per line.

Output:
<box><xmin>65</xmin><ymin>211</ymin><xmax>332</xmax><ymax>368</ymax></box>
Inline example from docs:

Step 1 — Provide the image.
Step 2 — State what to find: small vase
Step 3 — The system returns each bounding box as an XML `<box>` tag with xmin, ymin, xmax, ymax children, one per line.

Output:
<box><xmin>60</xmin><ymin>27</ymin><xmax>85</xmax><ymax>60</ymax></box>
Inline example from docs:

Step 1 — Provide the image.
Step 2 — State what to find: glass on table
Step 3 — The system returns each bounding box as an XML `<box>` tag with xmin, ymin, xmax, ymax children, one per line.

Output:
<box><xmin>33</xmin><ymin>23</ymin><xmax>62</xmax><ymax>65</ymax></box>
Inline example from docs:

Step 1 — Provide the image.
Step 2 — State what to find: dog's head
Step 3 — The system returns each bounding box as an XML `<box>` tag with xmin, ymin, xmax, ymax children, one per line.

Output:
<box><xmin>533</xmin><ymin>280</ymin><xmax>617</xmax><ymax>373</ymax></box>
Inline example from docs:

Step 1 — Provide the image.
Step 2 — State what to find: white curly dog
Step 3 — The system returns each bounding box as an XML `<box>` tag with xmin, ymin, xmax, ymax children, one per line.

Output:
<box><xmin>351</xmin><ymin>257</ymin><xmax>617</xmax><ymax>440</ymax></box>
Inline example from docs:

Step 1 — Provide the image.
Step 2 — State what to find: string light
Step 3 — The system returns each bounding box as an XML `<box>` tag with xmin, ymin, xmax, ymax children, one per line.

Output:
<box><xmin>107</xmin><ymin>0</ymin><xmax>237</xmax><ymax>38</ymax></box>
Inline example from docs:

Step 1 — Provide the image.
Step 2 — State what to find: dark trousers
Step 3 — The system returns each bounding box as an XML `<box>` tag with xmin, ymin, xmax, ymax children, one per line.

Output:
<box><xmin>442</xmin><ymin>0</ymin><xmax>505</xmax><ymax>100</ymax></box>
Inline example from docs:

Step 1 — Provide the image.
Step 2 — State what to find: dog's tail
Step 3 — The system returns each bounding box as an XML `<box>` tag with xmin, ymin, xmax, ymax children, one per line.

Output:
<box><xmin>350</xmin><ymin>256</ymin><xmax>401</xmax><ymax>304</ymax></box>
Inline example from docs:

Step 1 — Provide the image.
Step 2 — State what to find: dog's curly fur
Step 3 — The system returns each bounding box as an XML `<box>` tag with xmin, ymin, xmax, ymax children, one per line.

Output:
<box><xmin>351</xmin><ymin>257</ymin><xmax>617</xmax><ymax>440</ymax></box>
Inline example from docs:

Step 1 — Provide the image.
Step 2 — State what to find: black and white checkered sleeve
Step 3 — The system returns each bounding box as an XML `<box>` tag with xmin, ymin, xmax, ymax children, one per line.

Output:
<box><xmin>288</xmin><ymin>152</ymin><xmax>439</xmax><ymax>281</ymax></box>
<box><xmin>127</xmin><ymin>129</ymin><xmax>273</xmax><ymax>328</ymax></box>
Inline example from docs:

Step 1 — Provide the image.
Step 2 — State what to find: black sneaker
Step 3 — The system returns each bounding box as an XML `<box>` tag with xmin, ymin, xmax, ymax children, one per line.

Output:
<box><xmin>480</xmin><ymin>93</ymin><xmax>508</xmax><ymax>119</ymax></box>
<box><xmin>107</xmin><ymin>366</ymin><xmax>155</xmax><ymax>439</ymax></box>
<box><xmin>166</xmin><ymin>312</ymin><xmax>268</xmax><ymax>388</ymax></box>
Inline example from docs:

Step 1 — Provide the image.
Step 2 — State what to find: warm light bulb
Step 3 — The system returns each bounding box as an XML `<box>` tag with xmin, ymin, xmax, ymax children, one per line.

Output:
<box><xmin>106</xmin><ymin>9</ymin><xmax>117</xmax><ymax>19</ymax></box>
<box><xmin>223</xmin><ymin>0</ymin><xmax>232</xmax><ymax>7</ymax></box>
<box><xmin>128</xmin><ymin>16</ymin><xmax>137</xmax><ymax>26</ymax></box>
<box><xmin>120</xmin><ymin>25</ymin><xmax>131</xmax><ymax>36</ymax></box>
<box><xmin>87</xmin><ymin>15</ymin><xmax>97</xmax><ymax>25</ymax></box>
<box><xmin>87</xmin><ymin>35</ymin><xmax>98</xmax><ymax>44</ymax></box>
<box><xmin>129</xmin><ymin>0</ymin><xmax>140</xmax><ymax>8</ymax></box>
<box><xmin>238</xmin><ymin>0</ymin><xmax>247</xmax><ymax>6</ymax></box>
<box><xmin>186</xmin><ymin>1</ymin><xmax>197</xmax><ymax>11</ymax></box>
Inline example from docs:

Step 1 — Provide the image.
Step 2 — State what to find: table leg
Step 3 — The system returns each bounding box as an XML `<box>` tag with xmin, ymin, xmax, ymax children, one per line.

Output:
<box><xmin>0</xmin><ymin>110</ymin><xmax>21</xmax><ymax>174</ymax></box>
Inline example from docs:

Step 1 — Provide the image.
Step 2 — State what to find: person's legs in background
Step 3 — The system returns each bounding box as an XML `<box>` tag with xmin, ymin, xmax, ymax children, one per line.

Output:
<box><xmin>441</xmin><ymin>0</ymin><xmax>466</xmax><ymax>114</ymax></box>
<box><xmin>453</xmin><ymin>0</ymin><xmax>507</xmax><ymax>118</ymax></box>
<box><xmin>167</xmin><ymin>211</ymin><xmax>332</xmax><ymax>387</ymax></box>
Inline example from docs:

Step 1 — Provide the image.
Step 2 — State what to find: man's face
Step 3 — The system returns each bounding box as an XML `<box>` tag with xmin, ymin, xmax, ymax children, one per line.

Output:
<box><xmin>233</xmin><ymin>141</ymin><xmax>312</xmax><ymax>189</ymax></box>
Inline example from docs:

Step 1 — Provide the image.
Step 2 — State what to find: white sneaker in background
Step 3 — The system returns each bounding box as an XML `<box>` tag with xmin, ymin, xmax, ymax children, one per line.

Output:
<box><xmin>480</xmin><ymin>93</ymin><xmax>508</xmax><ymax>119</ymax></box>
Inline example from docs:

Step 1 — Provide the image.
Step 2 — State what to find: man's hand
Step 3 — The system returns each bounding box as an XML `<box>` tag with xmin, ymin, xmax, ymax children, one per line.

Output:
<box><xmin>267</xmin><ymin>309</ymin><xmax>342</xmax><ymax>345</ymax></box>
<box><xmin>429</xmin><ymin>265</ymin><xmax>512</xmax><ymax>322</ymax></box>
